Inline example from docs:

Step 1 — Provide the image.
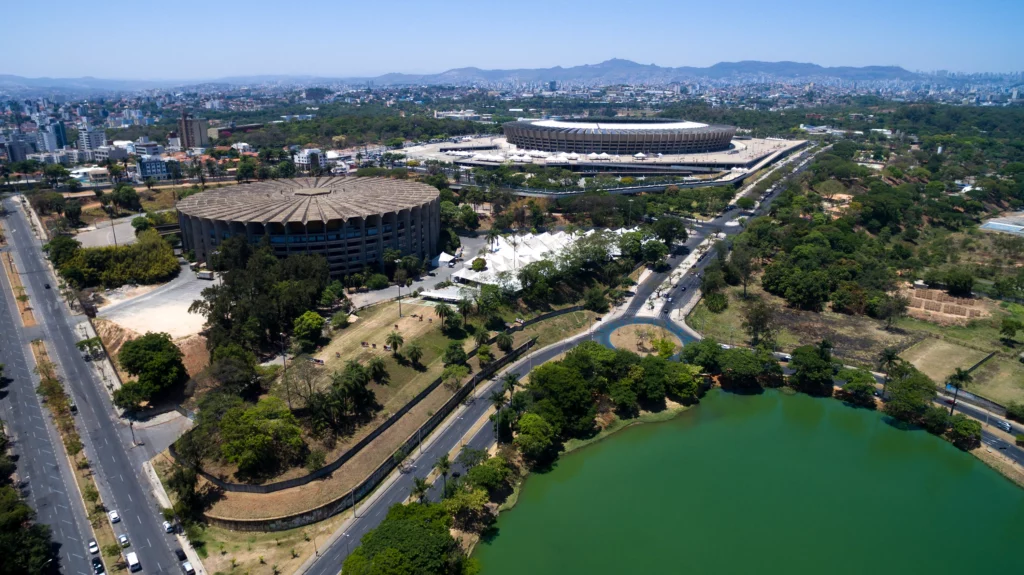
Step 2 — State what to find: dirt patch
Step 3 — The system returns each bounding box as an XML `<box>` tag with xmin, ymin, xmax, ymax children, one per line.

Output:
<box><xmin>903</xmin><ymin>287</ymin><xmax>992</xmax><ymax>326</ymax></box>
<box><xmin>972</xmin><ymin>445</ymin><xmax>1024</xmax><ymax>489</ymax></box>
<box><xmin>900</xmin><ymin>338</ymin><xmax>989</xmax><ymax>385</ymax></box>
<box><xmin>93</xmin><ymin>318</ymin><xmax>210</xmax><ymax>381</ymax></box>
<box><xmin>2</xmin><ymin>251</ymin><xmax>36</xmax><ymax>327</ymax></box>
<box><xmin>609</xmin><ymin>324</ymin><xmax>681</xmax><ymax>356</ymax></box>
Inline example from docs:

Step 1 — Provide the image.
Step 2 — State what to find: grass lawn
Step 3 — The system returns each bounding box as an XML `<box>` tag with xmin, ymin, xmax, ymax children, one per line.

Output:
<box><xmin>138</xmin><ymin>187</ymin><xmax>178</xmax><ymax>211</ymax></box>
<box><xmin>900</xmin><ymin>338</ymin><xmax>989</xmax><ymax>385</ymax></box>
<box><xmin>969</xmin><ymin>356</ymin><xmax>1024</xmax><ymax>406</ymax></box>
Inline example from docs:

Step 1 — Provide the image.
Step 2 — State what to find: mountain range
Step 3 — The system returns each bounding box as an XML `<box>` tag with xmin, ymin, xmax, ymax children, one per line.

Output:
<box><xmin>0</xmin><ymin>59</ymin><xmax>929</xmax><ymax>96</ymax></box>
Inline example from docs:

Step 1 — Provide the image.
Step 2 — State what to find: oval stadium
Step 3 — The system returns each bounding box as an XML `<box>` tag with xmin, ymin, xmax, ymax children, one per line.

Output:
<box><xmin>177</xmin><ymin>177</ymin><xmax>441</xmax><ymax>276</ymax></box>
<box><xmin>503</xmin><ymin>118</ymin><xmax>736</xmax><ymax>155</ymax></box>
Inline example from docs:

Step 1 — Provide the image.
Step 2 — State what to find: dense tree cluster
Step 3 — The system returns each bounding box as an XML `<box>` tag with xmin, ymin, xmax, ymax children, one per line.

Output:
<box><xmin>343</xmin><ymin>502</ymin><xmax>475</xmax><ymax>575</ymax></box>
<box><xmin>188</xmin><ymin>237</ymin><xmax>329</xmax><ymax>353</ymax></box>
<box><xmin>45</xmin><ymin>229</ymin><xmax>179</xmax><ymax>289</ymax></box>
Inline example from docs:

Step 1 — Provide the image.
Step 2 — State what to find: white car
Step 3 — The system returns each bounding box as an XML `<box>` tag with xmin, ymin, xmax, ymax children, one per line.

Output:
<box><xmin>88</xmin><ymin>539</ymin><xmax>99</xmax><ymax>554</ymax></box>
<box><xmin>163</xmin><ymin>520</ymin><xmax>174</xmax><ymax>533</ymax></box>
<box><xmin>108</xmin><ymin>510</ymin><xmax>120</xmax><ymax>523</ymax></box>
<box><xmin>118</xmin><ymin>534</ymin><xmax>130</xmax><ymax>547</ymax></box>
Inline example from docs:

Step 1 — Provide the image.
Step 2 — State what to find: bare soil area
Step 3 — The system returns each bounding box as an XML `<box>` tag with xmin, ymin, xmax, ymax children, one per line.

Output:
<box><xmin>609</xmin><ymin>324</ymin><xmax>682</xmax><ymax>356</ymax></box>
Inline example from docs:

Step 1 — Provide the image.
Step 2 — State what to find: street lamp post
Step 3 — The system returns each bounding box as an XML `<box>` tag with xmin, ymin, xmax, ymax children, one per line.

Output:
<box><xmin>129</xmin><ymin>421</ymin><xmax>137</xmax><ymax>446</ymax></box>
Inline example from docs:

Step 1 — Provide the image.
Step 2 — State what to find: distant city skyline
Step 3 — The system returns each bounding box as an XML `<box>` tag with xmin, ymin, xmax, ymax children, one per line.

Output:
<box><xmin>2</xmin><ymin>0</ymin><xmax>1022</xmax><ymax>80</ymax></box>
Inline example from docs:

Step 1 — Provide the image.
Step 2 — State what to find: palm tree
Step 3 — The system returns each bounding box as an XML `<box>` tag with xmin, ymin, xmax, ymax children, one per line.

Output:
<box><xmin>488</xmin><ymin>389</ymin><xmax>507</xmax><ymax>410</ymax></box>
<box><xmin>434</xmin><ymin>302</ymin><xmax>454</xmax><ymax>328</ymax></box>
<box><xmin>368</xmin><ymin>356</ymin><xmax>388</xmax><ymax>383</ymax></box>
<box><xmin>474</xmin><ymin>329</ymin><xmax>490</xmax><ymax>347</ymax></box>
<box><xmin>434</xmin><ymin>454</ymin><xmax>451</xmax><ymax>493</ymax></box>
<box><xmin>456</xmin><ymin>297</ymin><xmax>474</xmax><ymax>324</ymax></box>
<box><xmin>946</xmin><ymin>368</ymin><xmax>973</xmax><ymax>415</ymax></box>
<box><xmin>500</xmin><ymin>372</ymin><xmax>519</xmax><ymax>398</ymax></box>
<box><xmin>405</xmin><ymin>342</ymin><xmax>423</xmax><ymax>367</ymax></box>
<box><xmin>385</xmin><ymin>330</ymin><xmax>404</xmax><ymax>355</ymax></box>
<box><xmin>410</xmin><ymin>476</ymin><xmax>430</xmax><ymax>503</ymax></box>
<box><xmin>485</xmin><ymin>227</ymin><xmax>501</xmax><ymax>250</ymax></box>
<box><xmin>877</xmin><ymin>347</ymin><xmax>900</xmax><ymax>397</ymax></box>
<box><xmin>495</xmin><ymin>331</ymin><xmax>514</xmax><ymax>353</ymax></box>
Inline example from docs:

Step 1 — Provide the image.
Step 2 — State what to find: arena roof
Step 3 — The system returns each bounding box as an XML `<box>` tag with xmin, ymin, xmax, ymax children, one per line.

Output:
<box><xmin>176</xmin><ymin>176</ymin><xmax>439</xmax><ymax>225</ymax></box>
<box><xmin>530</xmin><ymin>119</ymin><xmax>708</xmax><ymax>130</ymax></box>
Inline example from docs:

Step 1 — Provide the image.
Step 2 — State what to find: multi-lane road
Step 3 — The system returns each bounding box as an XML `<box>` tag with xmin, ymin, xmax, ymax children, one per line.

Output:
<box><xmin>2</xmin><ymin>197</ymin><xmax>182</xmax><ymax>574</ymax></box>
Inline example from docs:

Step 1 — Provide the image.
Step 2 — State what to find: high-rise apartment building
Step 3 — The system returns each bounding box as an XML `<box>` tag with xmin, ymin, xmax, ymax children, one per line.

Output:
<box><xmin>78</xmin><ymin>126</ymin><xmax>107</xmax><ymax>151</ymax></box>
<box><xmin>177</xmin><ymin>110</ymin><xmax>210</xmax><ymax>149</ymax></box>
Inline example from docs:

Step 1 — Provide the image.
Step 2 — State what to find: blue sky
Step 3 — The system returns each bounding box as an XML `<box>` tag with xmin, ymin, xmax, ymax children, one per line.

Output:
<box><xmin>4</xmin><ymin>0</ymin><xmax>1021</xmax><ymax>79</ymax></box>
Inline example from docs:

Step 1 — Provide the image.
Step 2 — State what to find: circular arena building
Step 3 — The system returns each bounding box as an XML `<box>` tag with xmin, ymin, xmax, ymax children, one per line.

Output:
<box><xmin>503</xmin><ymin>118</ymin><xmax>736</xmax><ymax>155</ymax></box>
<box><xmin>177</xmin><ymin>177</ymin><xmax>441</xmax><ymax>276</ymax></box>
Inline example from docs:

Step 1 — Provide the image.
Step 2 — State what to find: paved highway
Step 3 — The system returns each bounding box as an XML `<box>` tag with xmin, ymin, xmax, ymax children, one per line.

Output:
<box><xmin>4</xmin><ymin>197</ymin><xmax>182</xmax><ymax>574</ymax></box>
<box><xmin>0</xmin><ymin>206</ymin><xmax>94</xmax><ymax>574</ymax></box>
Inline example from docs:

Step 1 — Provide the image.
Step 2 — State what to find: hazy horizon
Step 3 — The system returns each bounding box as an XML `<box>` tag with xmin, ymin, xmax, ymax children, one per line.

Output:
<box><xmin>3</xmin><ymin>0</ymin><xmax>1022</xmax><ymax>79</ymax></box>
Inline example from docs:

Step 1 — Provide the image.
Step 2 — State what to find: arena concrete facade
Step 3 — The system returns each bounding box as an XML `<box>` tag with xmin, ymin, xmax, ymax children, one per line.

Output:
<box><xmin>503</xmin><ymin>118</ymin><xmax>736</xmax><ymax>155</ymax></box>
<box><xmin>176</xmin><ymin>177</ymin><xmax>441</xmax><ymax>276</ymax></box>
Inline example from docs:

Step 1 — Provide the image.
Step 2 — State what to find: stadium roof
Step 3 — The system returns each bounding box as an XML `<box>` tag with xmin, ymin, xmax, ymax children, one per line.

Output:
<box><xmin>176</xmin><ymin>176</ymin><xmax>438</xmax><ymax>224</ymax></box>
<box><xmin>531</xmin><ymin>119</ymin><xmax>708</xmax><ymax>130</ymax></box>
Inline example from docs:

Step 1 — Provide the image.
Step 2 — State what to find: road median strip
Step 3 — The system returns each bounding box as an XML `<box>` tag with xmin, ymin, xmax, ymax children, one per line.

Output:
<box><xmin>31</xmin><ymin>340</ymin><xmax>126</xmax><ymax>573</ymax></box>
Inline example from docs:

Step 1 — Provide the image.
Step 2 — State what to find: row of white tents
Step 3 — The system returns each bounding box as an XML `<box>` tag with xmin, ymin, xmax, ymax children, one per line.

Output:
<box><xmin>451</xmin><ymin>228</ymin><xmax>636</xmax><ymax>291</ymax></box>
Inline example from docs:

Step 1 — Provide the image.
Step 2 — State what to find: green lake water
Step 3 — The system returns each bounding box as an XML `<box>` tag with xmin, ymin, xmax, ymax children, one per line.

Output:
<box><xmin>475</xmin><ymin>390</ymin><xmax>1024</xmax><ymax>574</ymax></box>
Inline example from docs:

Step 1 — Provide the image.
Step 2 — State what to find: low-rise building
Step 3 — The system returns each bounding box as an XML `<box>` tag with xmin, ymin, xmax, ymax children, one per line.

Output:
<box><xmin>136</xmin><ymin>155</ymin><xmax>179</xmax><ymax>182</ymax></box>
<box><xmin>92</xmin><ymin>145</ymin><xmax>128</xmax><ymax>163</ymax></box>
<box><xmin>293</xmin><ymin>148</ymin><xmax>327</xmax><ymax>171</ymax></box>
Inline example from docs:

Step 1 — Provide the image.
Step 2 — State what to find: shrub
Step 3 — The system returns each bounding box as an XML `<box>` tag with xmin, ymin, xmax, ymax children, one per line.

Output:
<box><xmin>366</xmin><ymin>273</ymin><xmax>389</xmax><ymax>290</ymax></box>
<box><xmin>471</xmin><ymin>258</ymin><xmax>487</xmax><ymax>272</ymax></box>
<box><xmin>305</xmin><ymin>448</ymin><xmax>326</xmax><ymax>472</ymax></box>
<box><xmin>705</xmin><ymin>292</ymin><xmax>728</xmax><ymax>313</ymax></box>
<box><xmin>1006</xmin><ymin>401</ymin><xmax>1024</xmax><ymax>423</ymax></box>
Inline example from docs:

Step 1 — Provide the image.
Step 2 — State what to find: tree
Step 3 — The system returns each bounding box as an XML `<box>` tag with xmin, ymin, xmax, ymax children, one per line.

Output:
<box><xmin>368</xmin><ymin>356</ymin><xmax>388</xmax><ymax>383</ymax></box>
<box><xmin>789</xmin><ymin>341</ymin><xmax>838</xmax><ymax>396</ymax></box>
<box><xmin>741</xmin><ymin>298</ymin><xmax>776</xmax><ymax>347</ymax></box>
<box><xmin>642</xmin><ymin>240</ymin><xmax>669</xmax><ymax>266</ymax></box>
<box><xmin>839</xmin><ymin>368</ymin><xmax>877</xmax><ymax>408</ymax></box>
<box><xmin>921</xmin><ymin>405</ymin><xmax>951</xmax><ymax>435</ymax></box>
<box><xmin>405</xmin><ymin>342</ymin><xmax>424</xmax><ymax>367</ymax></box>
<box><xmin>292</xmin><ymin>310</ymin><xmax>325</xmax><ymax>351</ymax></box>
<box><xmin>883</xmin><ymin>367</ymin><xmax>937</xmax><ymax>423</ymax></box>
<box><xmin>945</xmin><ymin>368</ymin><xmax>972</xmax><ymax>415</ymax></box>
<box><xmin>441</xmin><ymin>365</ymin><xmax>469</xmax><ymax>392</ymax></box>
<box><xmin>465</xmin><ymin>456</ymin><xmax>512</xmax><ymax>496</ymax></box>
<box><xmin>442</xmin><ymin>342</ymin><xmax>467</xmax><ymax>366</ymax></box>
<box><xmin>948</xmin><ymin>414</ymin><xmax>982</xmax><ymax>450</ymax></box>
<box><xmin>878</xmin><ymin>293</ymin><xmax>910</xmax><ymax>330</ymax></box>
<box><xmin>342</xmin><ymin>502</ymin><xmax>468</xmax><ymax>575</ymax></box>
<box><xmin>114</xmin><ymin>332</ymin><xmax>188</xmax><ymax>410</ymax></box>
<box><xmin>410</xmin><ymin>477</ymin><xmax>430</xmax><ymax>504</ymax></box>
<box><xmin>651</xmin><ymin>217</ymin><xmax>687</xmax><ymax>247</ymax></box>
<box><xmin>731</xmin><ymin>243</ymin><xmax>758</xmax><ymax>298</ymax></box>
<box><xmin>64</xmin><ymin>200</ymin><xmax>82</xmax><ymax>224</ymax></box>
<box><xmin>944</xmin><ymin>267</ymin><xmax>974</xmax><ymax>297</ymax></box>
<box><xmin>1000</xmin><ymin>318</ymin><xmax>1022</xmax><ymax>344</ymax></box>
<box><xmin>476</xmin><ymin>344</ymin><xmax>494</xmax><ymax>365</ymax></box>
<box><xmin>877</xmin><ymin>347</ymin><xmax>901</xmax><ymax>397</ymax></box>
<box><xmin>495</xmin><ymin>331</ymin><xmax>514</xmax><ymax>353</ymax></box>
<box><xmin>434</xmin><ymin>303</ymin><xmax>454</xmax><ymax>328</ymax></box>
<box><xmin>718</xmin><ymin>348</ymin><xmax>764</xmax><ymax>390</ymax></box>
<box><xmin>456</xmin><ymin>298</ymin><xmax>473</xmax><ymax>323</ymax></box>
<box><xmin>385</xmin><ymin>331</ymin><xmax>404</xmax><ymax>355</ymax></box>
<box><xmin>514</xmin><ymin>413</ymin><xmax>555</xmax><ymax>464</ymax></box>
<box><xmin>473</xmin><ymin>329</ymin><xmax>490</xmax><ymax>348</ymax></box>
<box><xmin>434</xmin><ymin>454</ymin><xmax>451</xmax><ymax>492</ymax></box>
<box><xmin>219</xmin><ymin>397</ymin><xmax>305</xmax><ymax>477</ymax></box>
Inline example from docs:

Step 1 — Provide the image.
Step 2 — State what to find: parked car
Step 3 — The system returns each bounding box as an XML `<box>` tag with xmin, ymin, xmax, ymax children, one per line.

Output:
<box><xmin>163</xmin><ymin>520</ymin><xmax>174</xmax><ymax>533</ymax></box>
<box><xmin>108</xmin><ymin>510</ymin><xmax>120</xmax><ymax>523</ymax></box>
<box><xmin>118</xmin><ymin>534</ymin><xmax>130</xmax><ymax>547</ymax></box>
<box><xmin>173</xmin><ymin>548</ymin><xmax>187</xmax><ymax>561</ymax></box>
<box><xmin>92</xmin><ymin>557</ymin><xmax>105</xmax><ymax>574</ymax></box>
<box><xmin>126</xmin><ymin>552</ymin><xmax>141</xmax><ymax>572</ymax></box>
<box><xmin>182</xmin><ymin>561</ymin><xmax>196</xmax><ymax>575</ymax></box>
<box><xmin>88</xmin><ymin>539</ymin><xmax>99</xmax><ymax>555</ymax></box>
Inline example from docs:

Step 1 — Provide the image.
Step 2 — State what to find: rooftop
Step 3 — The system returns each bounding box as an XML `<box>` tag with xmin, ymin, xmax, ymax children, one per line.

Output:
<box><xmin>530</xmin><ymin>119</ymin><xmax>708</xmax><ymax>130</ymax></box>
<box><xmin>176</xmin><ymin>177</ymin><xmax>439</xmax><ymax>224</ymax></box>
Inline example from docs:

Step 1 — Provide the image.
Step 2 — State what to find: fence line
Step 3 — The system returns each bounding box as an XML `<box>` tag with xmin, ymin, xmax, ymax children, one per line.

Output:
<box><xmin>204</xmin><ymin>337</ymin><xmax>536</xmax><ymax>531</ymax></box>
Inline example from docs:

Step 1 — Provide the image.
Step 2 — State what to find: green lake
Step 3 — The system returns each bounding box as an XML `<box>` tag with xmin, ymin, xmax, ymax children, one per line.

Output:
<box><xmin>475</xmin><ymin>390</ymin><xmax>1024</xmax><ymax>574</ymax></box>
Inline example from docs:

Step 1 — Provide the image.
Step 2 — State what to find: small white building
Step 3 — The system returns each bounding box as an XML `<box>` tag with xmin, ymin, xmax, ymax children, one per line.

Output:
<box><xmin>231</xmin><ymin>142</ymin><xmax>252</xmax><ymax>153</ymax></box>
<box><xmin>294</xmin><ymin>148</ymin><xmax>327</xmax><ymax>170</ymax></box>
